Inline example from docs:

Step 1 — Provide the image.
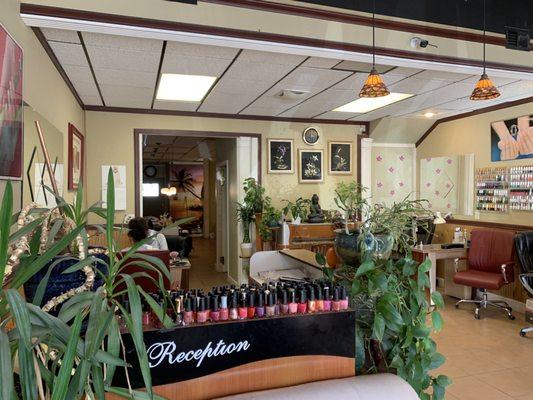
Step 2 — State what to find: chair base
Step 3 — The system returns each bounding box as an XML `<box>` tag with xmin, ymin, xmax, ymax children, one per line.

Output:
<box><xmin>520</xmin><ymin>327</ymin><xmax>533</xmax><ymax>337</ymax></box>
<box><xmin>455</xmin><ymin>289</ymin><xmax>515</xmax><ymax>320</ymax></box>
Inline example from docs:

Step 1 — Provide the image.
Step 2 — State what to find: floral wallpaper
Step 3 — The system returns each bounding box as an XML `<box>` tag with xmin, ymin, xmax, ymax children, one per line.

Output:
<box><xmin>371</xmin><ymin>146</ymin><xmax>414</xmax><ymax>206</ymax></box>
<box><xmin>419</xmin><ymin>156</ymin><xmax>459</xmax><ymax>213</ymax></box>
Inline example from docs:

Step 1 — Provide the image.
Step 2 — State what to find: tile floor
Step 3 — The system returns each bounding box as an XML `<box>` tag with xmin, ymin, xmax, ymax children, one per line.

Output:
<box><xmin>186</xmin><ymin>239</ymin><xmax>533</xmax><ymax>399</ymax></box>
<box><xmin>434</xmin><ymin>296</ymin><xmax>533</xmax><ymax>400</ymax></box>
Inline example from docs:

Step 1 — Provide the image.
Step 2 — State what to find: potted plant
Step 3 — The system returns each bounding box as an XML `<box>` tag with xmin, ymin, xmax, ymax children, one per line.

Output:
<box><xmin>243</xmin><ymin>177</ymin><xmax>265</xmax><ymax>214</ymax></box>
<box><xmin>282</xmin><ymin>197</ymin><xmax>310</xmax><ymax>224</ymax></box>
<box><xmin>333</xmin><ymin>181</ymin><xmax>367</xmax><ymax>265</ymax></box>
<box><xmin>236</xmin><ymin>201</ymin><xmax>255</xmax><ymax>257</ymax></box>
<box><xmin>262</xmin><ymin>197</ymin><xmax>282</xmax><ymax>227</ymax></box>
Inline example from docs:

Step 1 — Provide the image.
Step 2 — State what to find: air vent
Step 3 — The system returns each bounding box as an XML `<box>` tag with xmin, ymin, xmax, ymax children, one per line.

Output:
<box><xmin>277</xmin><ymin>89</ymin><xmax>310</xmax><ymax>100</ymax></box>
<box><xmin>505</xmin><ymin>27</ymin><xmax>531</xmax><ymax>51</ymax></box>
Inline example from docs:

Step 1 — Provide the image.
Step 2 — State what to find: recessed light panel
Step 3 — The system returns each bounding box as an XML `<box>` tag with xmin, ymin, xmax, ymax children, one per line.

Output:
<box><xmin>333</xmin><ymin>92</ymin><xmax>414</xmax><ymax>113</ymax></box>
<box><xmin>156</xmin><ymin>73</ymin><xmax>217</xmax><ymax>102</ymax></box>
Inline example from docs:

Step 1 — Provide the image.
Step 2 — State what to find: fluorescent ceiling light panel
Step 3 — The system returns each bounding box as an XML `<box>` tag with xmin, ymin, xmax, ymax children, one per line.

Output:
<box><xmin>333</xmin><ymin>93</ymin><xmax>414</xmax><ymax>113</ymax></box>
<box><xmin>156</xmin><ymin>73</ymin><xmax>217</xmax><ymax>101</ymax></box>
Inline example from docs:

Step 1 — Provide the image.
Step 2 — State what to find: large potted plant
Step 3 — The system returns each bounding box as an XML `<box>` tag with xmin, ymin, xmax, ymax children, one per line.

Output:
<box><xmin>0</xmin><ymin>170</ymin><xmax>175</xmax><ymax>399</ymax></box>
<box><xmin>243</xmin><ymin>177</ymin><xmax>265</xmax><ymax>214</ymax></box>
<box><xmin>282</xmin><ymin>197</ymin><xmax>310</xmax><ymax>224</ymax></box>
<box><xmin>236</xmin><ymin>201</ymin><xmax>255</xmax><ymax>257</ymax></box>
<box><xmin>333</xmin><ymin>181</ymin><xmax>366</xmax><ymax>265</ymax></box>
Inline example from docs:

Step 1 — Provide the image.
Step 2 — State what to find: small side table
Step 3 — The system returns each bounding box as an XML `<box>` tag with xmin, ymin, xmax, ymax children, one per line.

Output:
<box><xmin>170</xmin><ymin>258</ymin><xmax>191</xmax><ymax>291</ymax></box>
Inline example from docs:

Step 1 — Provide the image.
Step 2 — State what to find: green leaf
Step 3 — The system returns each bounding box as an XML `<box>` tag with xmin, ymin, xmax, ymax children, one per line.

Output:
<box><xmin>432</xmin><ymin>311</ymin><xmax>444</xmax><ymax>332</ymax></box>
<box><xmin>431</xmin><ymin>291</ymin><xmax>445</xmax><ymax>309</ymax></box>
<box><xmin>92</xmin><ymin>364</ymin><xmax>106</xmax><ymax>400</ymax></box>
<box><xmin>0</xmin><ymin>181</ymin><xmax>13</xmax><ymax>284</ymax></box>
<box><xmin>351</xmin><ymin>280</ymin><xmax>361</xmax><ymax>297</ymax></box>
<box><xmin>51</xmin><ymin>312</ymin><xmax>84</xmax><ymax>400</ymax></box>
<box><xmin>429</xmin><ymin>352</ymin><xmax>446</xmax><ymax>370</ymax></box>
<box><xmin>432</xmin><ymin>383</ymin><xmax>445</xmax><ymax>400</ymax></box>
<box><xmin>436</xmin><ymin>375</ymin><xmax>452</xmax><ymax>387</ymax></box>
<box><xmin>106</xmin><ymin>167</ymin><xmax>115</xmax><ymax>270</ymax></box>
<box><xmin>419</xmin><ymin>258</ymin><xmax>432</xmax><ymax>273</ymax></box>
<box><xmin>413</xmin><ymin>325</ymin><xmax>431</xmax><ymax>338</ymax></box>
<box><xmin>373</xmin><ymin>313</ymin><xmax>385</xmax><ymax>341</ymax></box>
<box><xmin>104</xmin><ymin>317</ymin><xmax>121</xmax><ymax>386</ymax></box>
<box><xmin>138</xmin><ymin>286</ymin><xmax>173</xmax><ymax>329</ymax></box>
<box><xmin>0</xmin><ymin>328</ymin><xmax>15</xmax><ymax>400</ymax></box>
<box><xmin>355</xmin><ymin>260</ymin><xmax>375</xmax><ymax>278</ymax></box>
<box><xmin>315</xmin><ymin>252</ymin><xmax>326</xmax><ymax>266</ymax></box>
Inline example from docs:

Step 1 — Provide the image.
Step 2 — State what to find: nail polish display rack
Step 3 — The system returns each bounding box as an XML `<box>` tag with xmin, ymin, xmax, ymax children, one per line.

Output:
<box><xmin>508</xmin><ymin>166</ymin><xmax>533</xmax><ymax>211</ymax></box>
<box><xmin>475</xmin><ymin>167</ymin><xmax>509</xmax><ymax>213</ymax></box>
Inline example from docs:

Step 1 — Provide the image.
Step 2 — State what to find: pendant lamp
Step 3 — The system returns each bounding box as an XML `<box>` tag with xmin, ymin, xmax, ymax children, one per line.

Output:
<box><xmin>359</xmin><ymin>0</ymin><xmax>390</xmax><ymax>98</ymax></box>
<box><xmin>470</xmin><ymin>0</ymin><xmax>500</xmax><ymax>100</ymax></box>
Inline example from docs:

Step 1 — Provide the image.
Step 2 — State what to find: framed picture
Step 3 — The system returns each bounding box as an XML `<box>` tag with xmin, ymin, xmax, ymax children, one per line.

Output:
<box><xmin>299</xmin><ymin>149</ymin><xmax>323</xmax><ymax>183</ymax></box>
<box><xmin>68</xmin><ymin>123</ymin><xmax>84</xmax><ymax>190</ymax></box>
<box><xmin>0</xmin><ymin>23</ymin><xmax>23</xmax><ymax>180</ymax></box>
<box><xmin>491</xmin><ymin>114</ymin><xmax>533</xmax><ymax>161</ymax></box>
<box><xmin>329</xmin><ymin>141</ymin><xmax>353</xmax><ymax>174</ymax></box>
<box><xmin>268</xmin><ymin>139</ymin><xmax>293</xmax><ymax>173</ymax></box>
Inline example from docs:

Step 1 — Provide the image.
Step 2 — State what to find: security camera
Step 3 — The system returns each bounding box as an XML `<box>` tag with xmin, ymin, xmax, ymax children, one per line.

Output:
<box><xmin>410</xmin><ymin>37</ymin><xmax>438</xmax><ymax>49</ymax></box>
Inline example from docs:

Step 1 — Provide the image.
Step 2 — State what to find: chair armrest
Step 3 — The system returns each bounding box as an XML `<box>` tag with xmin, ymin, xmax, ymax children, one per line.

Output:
<box><xmin>454</xmin><ymin>257</ymin><xmax>468</xmax><ymax>272</ymax></box>
<box><xmin>501</xmin><ymin>261</ymin><xmax>515</xmax><ymax>283</ymax></box>
<box><xmin>519</xmin><ymin>273</ymin><xmax>533</xmax><ymax>296</ymax></box>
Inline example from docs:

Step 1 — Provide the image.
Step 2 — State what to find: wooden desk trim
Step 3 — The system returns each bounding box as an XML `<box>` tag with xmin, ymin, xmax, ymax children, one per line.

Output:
<box><xmin>447</xmin><ymin>218</ymin><xmax>533</xmax><ymax>232</ymax></box>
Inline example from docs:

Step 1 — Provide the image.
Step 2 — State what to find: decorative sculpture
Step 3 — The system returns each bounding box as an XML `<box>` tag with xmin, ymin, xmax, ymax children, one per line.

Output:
<box><xmin>307</xmin><ymin>194</ymin><xmax>325</xmax><ymax>223</ymax></box>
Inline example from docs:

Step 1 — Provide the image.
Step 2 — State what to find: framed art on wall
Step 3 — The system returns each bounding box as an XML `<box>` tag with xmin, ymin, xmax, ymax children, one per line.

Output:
<box><xmin>491</xmin><ymin>115</ymin><xmax>533</xmax><ymax>161</ymax></box>
<box><xmin>299</xmin><ymin>149</ymin><xmax>323</xmax><ymax>183</ymax></box>
<box><xmin>0</xmin><ymin>23</ymin><xmax>23</xmax><ymax>180</ymax></box>
<box><xmin>68</xmin><ymin>123</ymin><xmax>84</xmax><ymax>190</ymax></box>
<box><xmin>329</xmin><ymin>141</ymin><xmax>352</xmax><ymax>174</ymax></box>
<box><xmin>268</xmin><ymin>139</ymin><xmax>293</xmax><ymax>173</ymax></box>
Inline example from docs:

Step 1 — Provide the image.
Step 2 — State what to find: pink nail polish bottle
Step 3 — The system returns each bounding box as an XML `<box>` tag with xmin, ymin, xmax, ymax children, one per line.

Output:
<box><xmin>229</xmin><ymin>294</ymin><xmax>239</xmax><ymax>320</ymax></box>
<box><xmin>340</xmin><ymin>286</ymin><xmax>349</xmax><ymax>310</ymax></box>
<box><xmin>219</xmin><ymin>294</ymin><xmax>229</xmax><ymax>321</ymax></box>
<box><xmin>265</xmin><ymin>292</ymin><xmax>276</xmax><ymax>317</ymax></box>
<box><xmin>197</xmin><ymin>297</ymin><xmax>209</xmax><ymax>323</ymax></box>
<box><xmin>183</xmin><ymin>298</ymin><xmax>194</xmax><ymax>325</ymax></box>
<box><xmin>297</xmin><ymin>289</ymin><xmax>308</xmax><ymax>314</ymax></box>
<box><xmin>280</xmin><ymin>290</ymin><xmax>289</xmax><ymax>314</ymax></box>
<box><xmin>323</xmin><ymin>287</ymin><xmax>332</xmax><ymax>311</ymax></box>
<box><xmin>332</xmin><ymin>287</ymin><xmax>341</xmax><ymax>312</ymax></box>
<box><xmin>210</xmin><ymin>295</ymin><xmax>220</xmax><ymax>322</ymax></box>
<box><xmin>288</xmin><ymin>289</ymin><xmax>298</xmax><ymax>314</ymax></box>
<box><xmin>316</xmin><ymin>286</ymin><xmax>324</xmax><ymax>312</ymax></box>
<box><xmin>307</xmin><ymin>287</ymin><xmax>316</xmax><ymax>313</ymax></box>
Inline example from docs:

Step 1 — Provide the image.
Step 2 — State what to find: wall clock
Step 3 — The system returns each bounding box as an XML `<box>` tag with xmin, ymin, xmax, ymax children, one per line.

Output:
<box><xmin>303</xmin><ymin>127</ymin><xmax>320</xmax><ymax>145</ymax></box>
<box><xmin>144</xmin><ymin>165</ymin><xmax>157</xmax><ymax>178</ymax></box>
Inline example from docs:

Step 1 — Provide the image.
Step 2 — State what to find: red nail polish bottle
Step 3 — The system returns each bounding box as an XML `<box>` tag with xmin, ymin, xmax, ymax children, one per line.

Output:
<box><xmin>210</xmin><ymin>295</ymin><xmax>220</xmax><ymax>322</ymax></box>
<box><xmin>332</xmin><ymin>287</ymin><xmax>341</xmax><ymax>312</ymax></box>
<box><xmin>265</xmin><ymin>292</ymin><xmax>276</xmax><ymax>317</ymax></box>
<box><xmin>323</xmin><ymin>286</ymin><xmax>332</xmax><ymax>311</ymax></box>
<box><xmin>288</xmin><ymin>289</ymin><xmax>298</xmax><ymax>314</ymax></box>
<box><xmin>219</xmin><ymin>294</ymin><xmax>229</xmax><ymax>321</ymax></box>
<box><xmin>197</xmin><ymin>297</ymin><xmax>209</xmax><ymax>323</ymax></box>
<box><xmin>229</xmin><ymin>294</ymin><xmax>239</xmax><ymax>320</ymax></box>
<box><xmin>280</xmin><ymin>290</ymin><xmax>289</xmax><ymax>314</ymax></box>
<box><xmin>247</xmin><ymin>292</ymin><xmax>256</xmax><ymax>319</ymax></box>
<box><xmin>307</xmin><ymin>286</ymin><xmax>316</xmax><ymax>313</ymax></box>
<box><xmin>183</xmin><ymin>297</ymin><xmax>194</xmax><ymax>325</ymax></box>
<box><xmin>238</xmin><ymin>293</ymin><xmax>248</xmax><ymax>320</ymax></box>
<box><xmin>298</xmin><ymin>288</ymin><xmax>308</xmax><ymax>314</ymax></box>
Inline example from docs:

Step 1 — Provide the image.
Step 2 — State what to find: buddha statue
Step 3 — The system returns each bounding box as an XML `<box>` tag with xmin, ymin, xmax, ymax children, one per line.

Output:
<box><xmin>307</xmin><ymin>194</ymin><xmax>325</xmax><ymax>223</ymax></box>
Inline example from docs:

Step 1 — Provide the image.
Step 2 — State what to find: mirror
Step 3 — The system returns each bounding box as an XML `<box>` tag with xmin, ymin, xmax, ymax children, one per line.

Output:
<box><xmin>23</xmin><ymin>106</ymin><xmax>64</xmax><ymax>207</ymax></box>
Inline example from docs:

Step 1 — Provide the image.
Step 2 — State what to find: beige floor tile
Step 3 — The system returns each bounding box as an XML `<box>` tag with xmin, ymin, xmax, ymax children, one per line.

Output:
<box><xmin>447</xmin><ymin>376</ymin><xmax>514</xmax><ymax>400</ymax></box>
<box><xmin>474</xmin><ymin>368</ymin><xmax>533</xmax><ymax>397</ymax></box>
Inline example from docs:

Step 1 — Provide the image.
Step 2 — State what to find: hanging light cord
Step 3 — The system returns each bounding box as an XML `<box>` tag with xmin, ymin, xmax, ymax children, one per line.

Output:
<box><xmin>482</xmin><ymin>0</ymin><xmax>486</xmax><ymax>74</ymax></box>
<box><xmin>372</xmin><ymin>0</ymin><xmax>376</xmax><ymax>67</ymax></box>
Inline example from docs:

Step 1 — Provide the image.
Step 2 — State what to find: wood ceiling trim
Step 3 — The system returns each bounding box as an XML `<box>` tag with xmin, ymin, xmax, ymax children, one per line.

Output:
<box><xmin>84</xmin><ymin>105</ymin><xmax>369</xmax><ymax>126</ymax></box>
<box><xmin>415</xmin><ymin>95</ymin><xmax>533</xmax><ymax>147</ymax></box>
<box><xmin>21</xmin><ymin>4</ymin><xmax>533</xmax><ymax>74</ymax></box>
<box><xmin>151</xmin><ymin>40</ymin><xmax>167</xmax><ymax>109</ymax></box>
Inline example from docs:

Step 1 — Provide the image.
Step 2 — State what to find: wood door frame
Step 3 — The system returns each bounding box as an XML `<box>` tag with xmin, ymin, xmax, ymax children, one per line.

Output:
<box><xmin>215</xmin><ymin>160</ymin><xmax>230</xmax><ymax>272</ymax></box>
<box><xmin>134</xmin><ymin>129</ymin><xmax>261</xmax><ymax>217</ymax></box>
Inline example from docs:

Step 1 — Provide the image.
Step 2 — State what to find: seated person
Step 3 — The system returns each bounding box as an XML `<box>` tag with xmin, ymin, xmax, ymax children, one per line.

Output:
<box><xmin>146</xmin><ymin>218</ymin><xmax>169</xmax><ymax>251</ymax></box>
<box><xmin>123</xmin><ymin>217</ymin><xmax>167</xmax><ymax>251</ymax></box>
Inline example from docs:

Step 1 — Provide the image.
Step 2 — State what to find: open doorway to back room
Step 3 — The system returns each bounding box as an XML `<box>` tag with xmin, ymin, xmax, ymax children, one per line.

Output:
<box><xmin>135</xmin><ymin>130</ymin><xmax>260</xmax><ymax>291</ymax></box>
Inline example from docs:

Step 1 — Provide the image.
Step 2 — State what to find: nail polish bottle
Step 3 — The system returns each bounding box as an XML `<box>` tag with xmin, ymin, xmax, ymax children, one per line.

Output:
<box><xmin>332</xmin><ymin>287</ymin><xmax>341</xmax><ymax>311</ymax></box>
<box><xmin>247</xmin><ymin>292</ymin><xmax>256</xmax><ymax>319</ymax></box>
<box><xmin>298</xmin><ymin>288</ymin><xmax>308</xmax><ymax>314</ymax></box>
<box><xmin>340</xmin><ymin>286</ymin><xmax>349</xmax><ymax>310</ymax></box>
<box><xmin>219</xmin><ymin>294</ymin><xmax>229</xmax><ymax>321</ymax></box>
<box><xmin>238</xmin><ymin>293</ymin><xmax>248</xmax><ymax>320</ymax></box>
<box><xmin>266</xmin><ymin>292</ymin><xmax>276</xmax><ymax>317</ymax></box>
<box><xmin>288</xmin><ymin>289</ymin><xmax>298</xmax><ymax>314</ymax></box>
<box><xmin>191</xmin><ymin>296</ymin><xmax>198</xmax><ymax>321</ymax></box>
<box><xmin>183</xmin><ymin>297</ymin><xmax>194</xmax><ymax>325</ymax></box>
<box><xmin>323</xmin><ymin>287</ymin><xmax>332</xmax><ymax>311</ymax></box>
<box><xmin>210</xmin><ymin>295</ymin><xmax>220</xmax><ymax>322</ymax></box>
<box><xmin>256</xmin><ymin>291</ymin><xmax>265</xmax><ymax>318</ymax></box>
<box><xmin>316</xmin><ymin>286</ymin><xmax>324</xmax><ymax>312</ymax></box>
<box><xmin>141</xmin><ymin>301</ymin><xmax>152</xmax><ymax>326</ymax></box>
<box><xmin>175</xmin><ymin>297</ymin><xmax>183</xmax><ymax>325</ymax></box>
<box><xmin>274</xmin><ymin>290</ymin><xmax>280</xmax><ymax>315</ymax></box>
<box><xmin>229</xmin><ymin>293</ymin><xmax>239</xmax><ymax>320</ymax></box>
<box><xmin>197</xmin><ymin>297</ymin><xmax>209</xmax><ymax>324</ymax></box>
<box><xmin>280</xmin><ymin>290</ymin><xmax>289</xmax><ymax>314</ymax></box>
<box><xmin>307</xmin><ymin>286</ymin><xmax>316</xmax><ymax>313</ymax></box>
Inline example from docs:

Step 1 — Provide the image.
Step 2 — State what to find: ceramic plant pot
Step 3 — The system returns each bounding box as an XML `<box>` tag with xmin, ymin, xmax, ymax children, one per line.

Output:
<box><xmin>334</xmin><ymin>229</ymin><xmax>361</xmax><ymax>266</ymax></box>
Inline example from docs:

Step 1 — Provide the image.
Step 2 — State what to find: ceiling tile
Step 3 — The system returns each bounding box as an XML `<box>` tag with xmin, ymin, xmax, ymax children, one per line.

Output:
<box><xmin>389</xmin><ymin>77</ymin><xmax>452</xmax><ymax>94</ymax></box>
<box><xmin>71</xmin><ymin>80</ymin><xmax>99</xmax><ymax>97</ymax></box>
<box><xmin>160</xmin><ymin>54</ymin><xmax>233</xmax><ymax>76</ymax></box>
<box><xmin>316</xmin><ymin>111</ymin><xmax>359</xmax><ymax>120</ymax></box>
<box><xmin>302</xmin><ymin>57</ymin><xmax>341</xmax><ymax>69</ymax></box>
<box><xmin>223</xmin><ymin>60</ymin><xmax>300</xmax><ymax>83</ymax></box>
<box><xmin>99</xmin><ymin>84</ymin><xmax>153</xmax><ymax>108</ymax></box>
<box><xmin>428</xmin><ymin>82</ymin><xmax>478</xmax><ymax>99</ymax></box>
<box><xmin>94</xmin><ymin>68</ymin><xmax>157</xmax><ymax>88</ymax></box>
<box><xmin>62</xmin><ymin>65</ymin><xmax>96</xmax><ymax>85</ymax></box>
<box><xmin>397</xmin><ymin>107</ymin><xmax>457</xmax><ymax>119</ymax></box>
<box><xmin>48</xmin><ymin>42</ymin><xmax>88</xmax><ymax>67</ymax></box>
<box><xmin>385</xmin><ymin>67</ymin><xmax>424</xmax><ymax>78</ymax></box>
<box><xmin>165</xmin><ymin>41</ymin><xmax>238</xmax><ymax>60</ymax></box>
<box><xmin>42</xmin><ymin>28</ymin><xmax>80</xmax><ymax>44</ymax></box>
<box><xmin>79</xmin><ymin>94</ymin><xmax>102</xmax><ymax>106</ymax></box>
<box><xmin>153</xmin><ymin>100</ymin><xmax>199</xmax><ymax>112</ymax></box>
<box><xmin>413</xmin><ymin>70</ymin><xmax>474</xmax><ymax>82</ymax></box>
<box><xmin>333</xmin><ymin>61</ymin><xmax>395</xmax><ymax>74</ymax></box>
<box><xmin>238</xmin><ymin>50</ymin><xmax>305</xmax><ymax>65</ymax></box>
<box><xmin>459</xmin><ymin>75</ymin><xmax>520</xmax><ymax>87</ymax></box>
<box><xmin>82</xmin><ymin>32</ymin><xmax>162</xmax><ymax>52</ymax></box>
<box><xmin>496</xmin><ymin>80</ymin><xmax>533</xmax><ymax>98</ymax></box>
<box><xmin>86</xmin><ymin>46</ymin><xmax>161</xmax><ymax>73</ymax></box>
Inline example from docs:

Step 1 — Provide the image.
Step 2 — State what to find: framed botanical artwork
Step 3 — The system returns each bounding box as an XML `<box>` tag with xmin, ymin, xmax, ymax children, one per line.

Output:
<box><xmin>329</xmin><ymin>141</ymin><xmax>353</xmax><ymax>174</ymax></box>
<box><xmin>0</xmin><ymin>23</ymin><xmax>23</xmax><ymax>180</ymax></box>
<box><xmin>68</xmin><ymin>123</ymin><xmax>84</xmax><ymax>190</ymax></box>
<box><xmin>268</xmin><ymin>139</ymin><xmax>293</xmax><ymax>174</ymax></box>
<box><xmin>299</xmin><ymin>149</ymin><xmax>323</xmax><ymax>183</ymax></box>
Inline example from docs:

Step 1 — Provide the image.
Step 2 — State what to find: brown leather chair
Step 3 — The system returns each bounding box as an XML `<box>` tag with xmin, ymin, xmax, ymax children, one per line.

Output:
<box><xmin>453</xmin><ymin>229</ymin><xmax>516</xmax><ymax>320</ymax></box>
<box><xmin>116</xmin><ymin>250</ymin><xmax>171</xmax><ymax>293</ymax></box>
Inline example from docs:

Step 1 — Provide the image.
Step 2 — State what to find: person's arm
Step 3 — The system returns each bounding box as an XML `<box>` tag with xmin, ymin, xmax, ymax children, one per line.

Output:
<box><xmin>492</xmin><ymin>121</ymin><xmax>519</xmax><ymax>160</ymax></box>
<box><xmin>157</xmin><ymin>233</ymin><xmax>169</xmax><ymax>251</ymax></box>
<box><xmin>517</xmin><ymin>116</ymin><xmax>533</xmax><ymax>155</ymax></box>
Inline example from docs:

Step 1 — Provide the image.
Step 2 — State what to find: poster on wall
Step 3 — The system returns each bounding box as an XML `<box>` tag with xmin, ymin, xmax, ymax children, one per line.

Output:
<box><xmin>68</xmin><ymin>123</ymin><xmax>84</xmax><ymax>190</ymax></box>
<box><xmin>0</xmin><ymin>24</ymin><xmax>23</xmax><ymax>180</ymax></box>
<box><xmin>299</xmin><ymin>149</ymin><xmax>323</xmax><ymax>183</ymax></box>
<box><xmin>169</xmin><ymin>163</ymin><xmax>204</xmax><ymax>234</ymax></box>
<box><xmin>101</xmin><ymin>165</ymin><xmax>127</xmax><ymax>210</ymax></box>
<box><xmin>328</xmin><ymin>141</ymin><xmax>352</xmax><ymax>174</ymax></box>
<box><xmin>268</xmin><ymin>139</ymin><xmax>293</xmax><ymax>173</ymax></box>
<box><xmin>491</xmin><ymin>115</ymin><xmax>533</xmax><ymax>161</ymax></box>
